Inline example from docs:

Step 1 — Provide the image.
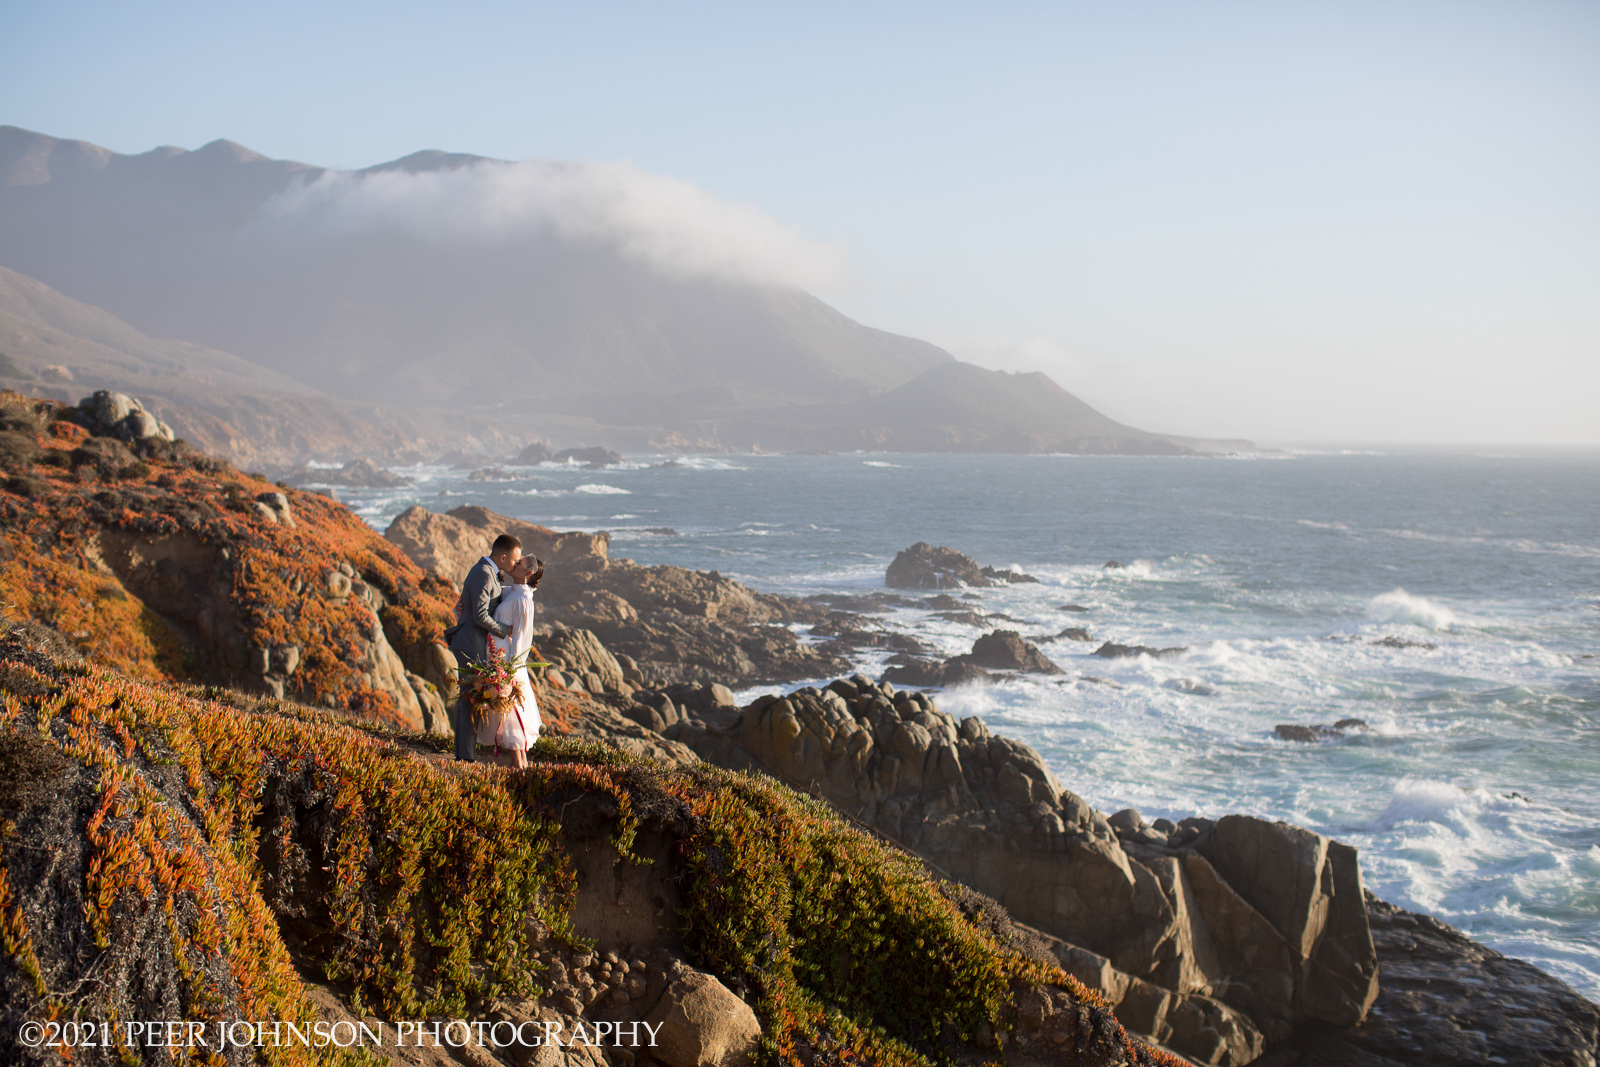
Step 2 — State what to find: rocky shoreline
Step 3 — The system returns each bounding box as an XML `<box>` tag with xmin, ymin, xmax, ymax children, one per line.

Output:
<box><xmin>377</xmin><ymin>510</ymin><xmax>1598</xmax><ymax>1065</ymax></box>
<box><xmin>1</xmin><ymin>394</ymin><xmax>1594</xmax><ymax>1066</ymax></box>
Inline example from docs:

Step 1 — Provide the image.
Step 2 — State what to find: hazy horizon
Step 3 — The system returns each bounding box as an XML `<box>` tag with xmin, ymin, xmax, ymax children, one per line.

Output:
<box><xmin>3</xmin><ymin>1</ymin><xmax>1596</xmax><ymax>445</ymax></box>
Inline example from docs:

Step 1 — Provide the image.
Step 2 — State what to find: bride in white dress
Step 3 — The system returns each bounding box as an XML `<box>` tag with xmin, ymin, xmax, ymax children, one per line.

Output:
<box><xmin>476</xmin><ymin>555</ymin><xmax>544</xmax><ymax>768</ymax></box>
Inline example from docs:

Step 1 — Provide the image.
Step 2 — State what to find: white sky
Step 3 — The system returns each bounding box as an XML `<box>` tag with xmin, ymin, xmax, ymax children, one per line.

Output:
<box><xmin>4</xmin><ymin>0</ymin><xmax>1597</xmax><ymax>444</ymax></box>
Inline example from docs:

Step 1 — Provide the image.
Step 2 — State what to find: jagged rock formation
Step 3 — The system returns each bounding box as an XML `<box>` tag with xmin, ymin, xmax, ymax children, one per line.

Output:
<box><xmin>668</xmin><ymin>677</ymin><xmax>1380</xmax><ymax>1065</ymax></box>
<box><xmin>386</xmin><ymin>505</ymin><xmax>850</xmax><ymax>686</ymax></box>
<box><xmin>1257</xmin><ymin>896</ymin><xmax>1599</xmax><ymax>1067</ymax></box>
<box><xmin>0</xmin><ymin>390</ymin><xmax>456</xmax><ymax>730</ymax></box>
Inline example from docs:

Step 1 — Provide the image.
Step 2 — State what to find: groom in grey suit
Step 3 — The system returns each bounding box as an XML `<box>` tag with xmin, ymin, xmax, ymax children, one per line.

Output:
<box><xmin>446</xmin><ymin>533</ymin><xmax>522</xmax><ymax>760</ymax></box>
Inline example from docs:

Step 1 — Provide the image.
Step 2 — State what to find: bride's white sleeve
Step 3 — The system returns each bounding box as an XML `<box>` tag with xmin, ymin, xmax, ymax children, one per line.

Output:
<box><xmin>509</xmin><ymin>593</ymin><xmax>537</xmax><ymax>660</ymax></box>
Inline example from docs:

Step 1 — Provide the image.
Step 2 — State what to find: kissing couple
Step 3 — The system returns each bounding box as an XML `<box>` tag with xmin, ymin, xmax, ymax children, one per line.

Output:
<box><xmin>444</xmin><ymin>533</ymin><xmax>546</xmax><ymax>768</ymax></box>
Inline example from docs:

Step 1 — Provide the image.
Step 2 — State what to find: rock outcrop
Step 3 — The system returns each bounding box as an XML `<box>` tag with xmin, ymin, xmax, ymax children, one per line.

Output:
<box><xmin>1</xmin><ymin>391</ymin><xmax>456</xmax><ymax>730</ymax></box>
<box><xmin>1256</xmin><ymin>895</ymin><xmax>1599</xmax><ymax>1067</ymax></box>
<box><xmin>886</xmin><ymin>542</ymin><xmax>1041</xmax><ymax>590</ymax></box>
<box><xmin>668</xmin><ymin>676</ymin><xmax>1382</xmax><ymax>1065</ymax></box>
<box><xmin>74</xmin><ymin>389</ymin><xmax>176</xmax><ymax>443</ymax></box>
<box><xmin>554</xmin><ymin>446</ymin><xmax>623</xmax><ymax>466</ymax></box>
<box><xmin>386</xmin><ymin>504</ymin><xmax>611</xmax><ymax>589</ymax></box>
<box><xmin>386</xmin><ymin>505</ymin><xmax>850</xmax><ymax>686</ymax></box>
<box><xmin>513</xmin><ymin>440</ymin><xmax>554</xmax><ymax>464</ymax></box>
<box><xmin>956</xmin><ymin>629</ymin><xmax>1065</xmax><ymax>673</ymax></box>
<box><xmin>887</xmin><ymin>542</ymin><xmax>994</xmax><ymax>589</ymax></box>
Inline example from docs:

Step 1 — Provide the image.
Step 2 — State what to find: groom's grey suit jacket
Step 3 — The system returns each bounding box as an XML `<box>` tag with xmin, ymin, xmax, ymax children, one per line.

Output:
<box><xmin>446</xmin><ymin>557</ymin><xmax>509</xmax><ymax>665</ymax></box>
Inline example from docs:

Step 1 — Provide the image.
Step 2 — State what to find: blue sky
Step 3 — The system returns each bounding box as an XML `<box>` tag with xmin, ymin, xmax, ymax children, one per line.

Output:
<box><xmin>4</xmin><ymin>0</ymin><xmax>1598</xmax><ymax>443</ymax></box>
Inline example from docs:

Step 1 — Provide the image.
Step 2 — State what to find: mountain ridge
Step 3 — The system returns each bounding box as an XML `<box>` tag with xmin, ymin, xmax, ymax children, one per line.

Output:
<box><xmin>0</xmin><ymin>125</ymin><xmax>1248</xmax><ymax>458</ymax></box>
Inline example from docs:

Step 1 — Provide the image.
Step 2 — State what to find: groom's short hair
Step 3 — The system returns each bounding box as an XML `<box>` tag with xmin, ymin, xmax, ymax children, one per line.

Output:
<box><xmin>491</xmin><ymin>533</ymin><xmax>522</xmax><ymax>555</ymax></box>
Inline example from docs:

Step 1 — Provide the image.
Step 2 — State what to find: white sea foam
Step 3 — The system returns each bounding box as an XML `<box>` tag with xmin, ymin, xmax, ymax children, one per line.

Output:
<box><xmin>1369</xmin><ymin>588</ymin><xmax>1460</xmax><ymax>631</ymax></box>
<box><xmin>1368</xmin><ymin>780</ymin><xmax>1490</xmax><ymax>836</ymax></box>
<box><xmin>863</xmin><ymin>461</ymin><xmax>902</xmax><ymax>468</ymax></box>
<box><xmin>575</xmin><ymin>483</ymin><xmax>630</xmax><ymax>495</ymax></box>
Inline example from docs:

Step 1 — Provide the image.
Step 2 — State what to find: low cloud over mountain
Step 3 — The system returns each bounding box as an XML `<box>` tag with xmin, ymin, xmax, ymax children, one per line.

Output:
<box><xmin>0</xmin><ymin>126</ymin><xmax>1239</xmax><ymax>459</ymax></box>
<box><xmin>256</xmin><ymin>156</ymin><xmax>848</xmax><ymax>291</ymax></box>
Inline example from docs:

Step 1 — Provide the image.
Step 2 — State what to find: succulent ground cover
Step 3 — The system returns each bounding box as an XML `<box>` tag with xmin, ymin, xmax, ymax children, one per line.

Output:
<box><xmin>0</xmin><ymin>629</ymin><xmax>1181</xmax><ymax>1067</ymax></box>
<box><xmin>0</xmin><ymin>390</ymin><xmax>457</xmax><ymax>724</ymax></box>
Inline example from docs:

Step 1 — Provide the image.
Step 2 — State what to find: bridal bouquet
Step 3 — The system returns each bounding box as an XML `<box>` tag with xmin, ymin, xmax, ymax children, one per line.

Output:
<box><xmin>459</xmin><ymin>642</ymin><xmax>550</xmax><ymax>729</ymax></box>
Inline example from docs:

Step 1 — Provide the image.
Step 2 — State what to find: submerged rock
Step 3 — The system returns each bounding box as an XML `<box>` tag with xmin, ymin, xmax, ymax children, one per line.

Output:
<box><xmin>1371</xmin><ymin>635</ymin><xmax>1438</xmax><ymax>650</ymax></box>
<box><xmin>1274</xmin><ymin>720</ymin><xmax>1368</xmax><ymax>743</ymax></box>
<box><xmin>981</xmin><ymin>564</ymin><xmax>1040</xmax><ymax>583</ymax></box>
<box><xmin>555</xmin><ymin>445</ymin><xmax>623</xmax><ymax>466</ymax></box>
<box><xmin>1095</xmin><ymin>641</ymin><xmax>1188</xmax><ymax>659</ymax></box>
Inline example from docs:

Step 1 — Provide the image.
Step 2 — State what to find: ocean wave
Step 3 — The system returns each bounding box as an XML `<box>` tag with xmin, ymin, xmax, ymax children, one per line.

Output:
<box><xmin>659</xmin><ymin>456</ymin><xmax>749</xmax><ymax>471</ymax></box>
<box><xmin>863</xmin><ymin>460</ymin><xmax>902</xmax><ymax>468</ymax></box>
<box><xmin>575</xmin><ymin>484</ymin><xmax>630</xmax><ymax>495</ymax></box>
<box><xmin>1369</xmin><ymin>589</ymin><xmax>1459</xmax><ymax>631</ymax></box>
<box><xmin>1366</xmin><ymin>779</ymin><xmax>1495</xmax><ymax>839</ymax></box>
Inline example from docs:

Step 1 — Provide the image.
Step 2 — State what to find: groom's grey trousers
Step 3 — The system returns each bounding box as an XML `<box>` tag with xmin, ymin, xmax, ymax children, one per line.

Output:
<box><xmin>453</xmin><ymin>696</ymin><xmax>476</xmax><ymax>761</ymax></box>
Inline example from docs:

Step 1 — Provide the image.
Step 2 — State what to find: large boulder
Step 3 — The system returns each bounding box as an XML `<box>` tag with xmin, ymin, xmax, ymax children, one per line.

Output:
<box><xmin>644</xmin><ymin>966</ymin><xmax>761</xmax><ymax>1067</ymax></box>
<box><xmin>76</xmin><ymin>389</ymin><xmax>176</xmax><ymax>442</ymax></box>
<box><xmin>885</xmin><ymin>542</ymin><xmax>993</xmax><ymax>589</ymax></box>
<box><xmin>384</xmin><ymin>505</ymin><xmax>609</xmax><ymax>589</ymax></box>
<box><xmin>1197</xmin><ymin>818</ymin><xmax>1379</xmax><ymax>1026</ymax></box>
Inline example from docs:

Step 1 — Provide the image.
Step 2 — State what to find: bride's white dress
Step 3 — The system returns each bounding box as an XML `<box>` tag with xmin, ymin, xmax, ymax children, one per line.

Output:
<box><xmin>476</xmin><ymin>584</ymin><xmax>540</xmax><ymax>752</ymax></box>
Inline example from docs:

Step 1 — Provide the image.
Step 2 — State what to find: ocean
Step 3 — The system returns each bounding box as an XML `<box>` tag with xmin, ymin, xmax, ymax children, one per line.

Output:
<box><xmin>329</xmin><ymin>449</ymin><xmax>1600</xmax><ymax>1000</ymax></box>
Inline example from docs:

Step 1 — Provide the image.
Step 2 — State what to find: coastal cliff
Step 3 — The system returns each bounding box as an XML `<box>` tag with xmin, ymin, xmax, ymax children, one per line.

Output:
<box><xmin>0</xmin><ymin>624</ymin><xmax>1179</xmax><ymax>1067</ymax></box>
<box><xmin>1</xmin><ymin>411</ymin><xmax>1594</xmax><ymax>1066</ymax></box>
